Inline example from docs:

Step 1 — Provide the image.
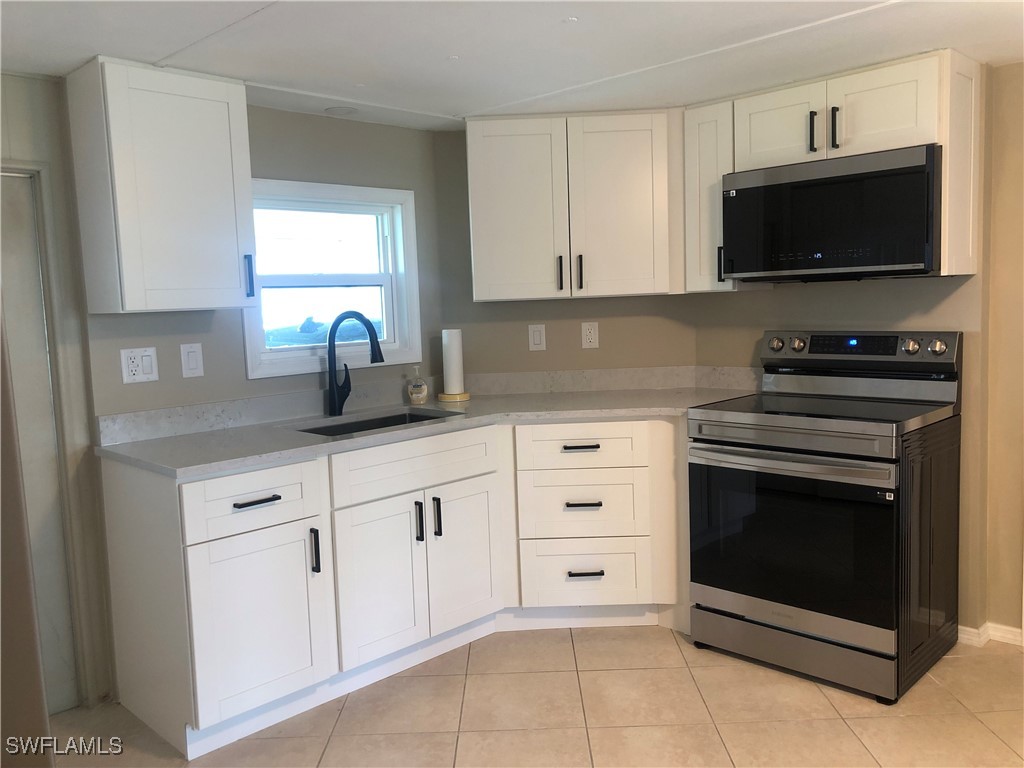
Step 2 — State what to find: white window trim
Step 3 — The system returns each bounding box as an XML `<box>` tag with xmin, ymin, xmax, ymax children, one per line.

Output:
<box><xmin>243</xmin><ymin>179</ymin><xmax>421</xmax><ymax>380</ymax></box>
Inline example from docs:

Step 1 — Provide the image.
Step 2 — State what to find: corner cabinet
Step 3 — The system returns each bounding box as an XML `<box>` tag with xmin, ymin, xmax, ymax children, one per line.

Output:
<box><xmin>66</xmin><ymin>57</ymin><xmax>257</xmax><ymax>313</ymax></box>
<box><xmin>467</xmin><ymin>113</ymin><xmax>669</xmax><ymax>301</ymax></box>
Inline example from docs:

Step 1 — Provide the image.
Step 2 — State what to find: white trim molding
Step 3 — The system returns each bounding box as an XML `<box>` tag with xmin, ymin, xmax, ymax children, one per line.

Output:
<box><xmin>957</xmin><ymin>622</ymin><xmax>1024</xmax><ymax>647</ymax></box>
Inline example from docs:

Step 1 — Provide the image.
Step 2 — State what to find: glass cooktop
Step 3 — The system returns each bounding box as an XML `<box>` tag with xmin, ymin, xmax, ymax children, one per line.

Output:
<box><xmin>692</xmin><ymin>394</ymin><xmax>948</xmax><ymax>426</ymax></box>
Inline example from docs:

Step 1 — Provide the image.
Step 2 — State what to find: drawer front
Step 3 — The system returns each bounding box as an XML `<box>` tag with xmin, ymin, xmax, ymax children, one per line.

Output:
<box><xmin>515</xmin><ymin>422</ymin><xmax>649</xmax><ymax>470</ymax></box>
<box><xmin>519</xmin><ymin>537</ymin><xmax>652</xmax><ymax>607</ymax></box>
<box><xmin>330</xmin><ymin>425</ymin><xmax>506</xmax><ymax>508</ymax></box>
<box><xmin>517</xmin><ymin>468</ymin><xmax>650</xmax><ymax>538</ymax></box>
<box><xmin>181</xmin><ymin>460</ymin><xmax>326</xmax><ymax>545</ymax></box>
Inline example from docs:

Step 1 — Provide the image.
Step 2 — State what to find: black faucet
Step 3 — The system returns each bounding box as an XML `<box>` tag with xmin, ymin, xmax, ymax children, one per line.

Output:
<box><xmin>326</xmin><ymin>311</ymin><xmax>385</xmax><ymax>416</ymax></box>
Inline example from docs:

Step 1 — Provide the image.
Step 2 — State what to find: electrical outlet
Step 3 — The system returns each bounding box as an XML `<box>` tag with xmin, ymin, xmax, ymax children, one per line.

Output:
<box><xmin>120</xmin><ymin>347</ymin><xmax>159</xmax><ymax>383</ymax></box>
<box><xmin>582</xmin><ymin>322</ymin><xmax>599</xmax><ymax>349</ymax></box>
<box><xmin>180</xmin><ymin>343</ymin><xmax>204</xmax><ymax>378</ymax></box>
<box><xmin>528</xmin><ymin>324</ymin><xmax>546</xmax><ymax>351</ymax></box>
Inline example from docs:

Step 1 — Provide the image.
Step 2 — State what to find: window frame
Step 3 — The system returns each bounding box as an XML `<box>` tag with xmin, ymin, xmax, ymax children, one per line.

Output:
<box><xmin>243</xmin><ymin>179</ymin><xmax>421</xmax><ymax>380</ymax></box>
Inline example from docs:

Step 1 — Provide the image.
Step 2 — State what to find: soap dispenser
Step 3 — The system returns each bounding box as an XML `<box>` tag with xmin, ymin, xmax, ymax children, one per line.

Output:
<box><xmin>407</xmin><ymin>365</ymin><xmax>429</xmax><ymax>405</ymax></box>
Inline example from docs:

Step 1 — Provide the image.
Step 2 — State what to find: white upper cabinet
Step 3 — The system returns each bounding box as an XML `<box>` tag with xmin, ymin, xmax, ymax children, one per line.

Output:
<box><xmin>683</xmin><ymin>101</ymin><xmax>737</xmax><ymax>293</ymax></box>
<box><xmin>467</xmin><ymin>112</ymin><xmax>669</xmax><ymax>301</ymax></box>
<box><xmin>734</xmin><ymin>58</ymin><xmax>940</xmax><ymax>172</ymax></box>
<box><xmin>734</xmin><ymin>82</ymin><xmax>827</xmax><ymax>171</ymax></box>
<box><xmin>66</xmin><ymin>58</ymin><xmax>257</xmax><ymax>313</ymax></box>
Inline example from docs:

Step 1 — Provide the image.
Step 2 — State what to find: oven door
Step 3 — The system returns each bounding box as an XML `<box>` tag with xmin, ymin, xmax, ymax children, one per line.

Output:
<box><xmin>689</xmin><ymin>443</ymin><xmax>898</xmax><ymax>655</ymax></box>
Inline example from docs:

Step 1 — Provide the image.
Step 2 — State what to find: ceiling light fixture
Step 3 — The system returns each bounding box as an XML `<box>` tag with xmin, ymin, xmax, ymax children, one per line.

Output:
<box><xmin>324</xmin><ymin>106</ymin><xmax>358</xmax><ymax>117</ymax></box>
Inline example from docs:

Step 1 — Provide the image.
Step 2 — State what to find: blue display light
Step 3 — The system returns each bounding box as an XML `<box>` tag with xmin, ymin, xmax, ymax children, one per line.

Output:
<box><xmin>848</xmin><ymin>338</ymin><xmax>858</xmax><ymax>347</ymax></box>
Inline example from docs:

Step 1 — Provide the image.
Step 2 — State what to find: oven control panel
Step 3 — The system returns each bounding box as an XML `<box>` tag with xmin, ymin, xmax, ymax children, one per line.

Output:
<box><xmin>761</xmin><ymin>331</ymin><xmax>961</xmax><ymax>365</ymax></box>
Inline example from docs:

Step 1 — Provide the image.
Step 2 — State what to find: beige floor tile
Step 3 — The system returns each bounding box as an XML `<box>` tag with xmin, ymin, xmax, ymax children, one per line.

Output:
<box><xmin>572</xmin><ymin>626</ymin><xmax>684</xmax><ymax>671</ymax></box>
<box><xmin>186</xmin><ymin>736</ymin><xmax>327</xmax><ymax>767</ymax></box>
<box><xmin>246</xmin><ymin>699</ymin><xmax>342</xmax><ymax>739</ymax></box>
<box><xmin>673</xmin><ymin>631</ymin><xmax>748</xmax><ymax>667</ymax></box>
<box><xmin>588</xmin><ymin>724</ymin><xmax>732</xmax><ymax>767</ymax></box>
<box><xmin>335</xmin><ymin>675</ymin><xmax>464</xmax><ymax>735</ymax></box>
<box><xmin>455</xmin><ymin>728</ymin><xmax>591</xmax><ymax>767</ymax></box>
<box><xmin>691</xmin><ymin>664</ymin><xmax>837</xmax><ymax>723</ymax></box>
<box><xmin>320</xmin><ymin>732</ymin><xmax>457</xmax><ymax>767</ymax></box>
<box><xmin>929</xmin><ymin>653</ymin><xmax>1024</xmax><ymax>712</ymax></box>
<box><xmin>818</xmin><ymin>675</ymin><xmax>968</xmax><ymax>718</ymax></box>
<box><xmin>846</xmin><ymin>713</ymin><xmax>1023</xmax><ymax>767</ymax></box>
<box><xmin>398</xmin><ymin>645</ymin><xmax>471</xmax><ymax>676</ymax></box>
<box><xmin>460</xmin><ymin>671</ymin><xmax>584</xmax><ymax>731</ymax></box>
<box><xmin>945</xmin><ymin>641</ymin><xmax>1024</xmax><ymax>658</ymax></box>
<box><xmin>51</xmin><ymin>704</ymin><xmax>186</xmax><ymax>768</ymax></box>
<box><xmin>977</xmin><ymin>710</ymin><xmax>1024</xmax><ymax>758</ymax></box>
<box><xmin>468</xmin><ymin>629</ymin><xmax>576</xmax><ymax>674</ymax></box>
<box><xmin>579</xmin><ymin>667</ymin><xmax>711</xmax><ymax>728</ymax></box>
<box><xmin>718</xmin><ymin>719</ymin><xmax>878</xmax><ymax>767</ymax></box>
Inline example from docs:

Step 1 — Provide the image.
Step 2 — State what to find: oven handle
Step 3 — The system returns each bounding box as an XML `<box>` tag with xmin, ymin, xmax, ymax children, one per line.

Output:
<box><xmin>688</xmin><ymin>444</ymin><xmax>897</xmax><ymax>489</ymax></box>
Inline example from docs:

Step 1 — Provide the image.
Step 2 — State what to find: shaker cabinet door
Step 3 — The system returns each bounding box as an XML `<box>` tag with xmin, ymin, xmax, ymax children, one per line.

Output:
<box><xmin>734</xmin><ymin>82</ymin><xmax>827</xmax><ymax>171</ymax></box>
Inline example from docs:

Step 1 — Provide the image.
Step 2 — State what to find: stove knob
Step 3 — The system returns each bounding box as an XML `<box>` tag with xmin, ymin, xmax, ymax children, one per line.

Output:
<box><xmin>928</xmin><ymin>338</ymin><xmax>948</xmax><ymax>356</ymax></box>
<box><xmin>902</xmin><ymin>338</ymin><xmax>921</xmax><ymax>355</ymax></box>
<box><xmin>768</xmin><ymin>336</ymin><xmax>785</xmax><ymax>352</ymax></box>
<box><xmin>790</xmin><ymin>337</ymin><xmax>807</xmax><ymax>352</ymax></box>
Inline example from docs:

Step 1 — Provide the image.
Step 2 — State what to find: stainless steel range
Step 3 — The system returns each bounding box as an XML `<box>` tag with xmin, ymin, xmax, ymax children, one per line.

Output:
<box><xmin>687</xmin><ymin>330</ymin><xmax>962</xmax><ymax>703</ymax></box>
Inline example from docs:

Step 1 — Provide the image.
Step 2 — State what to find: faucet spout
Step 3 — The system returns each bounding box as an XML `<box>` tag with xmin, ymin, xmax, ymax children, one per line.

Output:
<box><xmin>326</xmin><ymin>311</ymin><xmax>385</xmax><ymax>416</ymax></box>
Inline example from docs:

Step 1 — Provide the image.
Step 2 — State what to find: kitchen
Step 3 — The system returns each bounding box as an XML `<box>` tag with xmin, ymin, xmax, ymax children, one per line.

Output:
<box><xmin>1</xmin><ymin>2</ymin><xmax>1022</xmax><ymax>766</ymax></box>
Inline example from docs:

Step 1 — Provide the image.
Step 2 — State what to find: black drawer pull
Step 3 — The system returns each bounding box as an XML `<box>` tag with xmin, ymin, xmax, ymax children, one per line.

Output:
<box><xmin>415</xmin><ymin>500</ymin><xmax>425</xmax><ymax>542</ymax></box>
<box><xmin>432</xmin><ymin>496</ymin><xmax>443</xmax><ymax>537</ymax></box>
<box><xmin>310</xmin><ymin>528</ymin><xmax>321</xmax><ymax>574</ymax></box>
<box><xmin>562</xmin><ymin>443</ymin><xmax>600</xmax><ymax>452</ymax></box>
<box><xmin>243</xmin><ymin>253</ymin><xmax>256</xmax><ymax>297</ymax></box>
<box><xmin>808</xmin><ymin>110</ymin><xmax>818</xmax><ymax>153</ymax></box>
<box><xmin>577</xmin><ymin>254</ymin><xmax>583</xmax><ymax>290</ymax></box>
<box><xmin>567</xmin><ymin>570</ymin><xmax>605</xmax><ymax>578</ymax></box>
<box><xmin>557</xmin><ymin>255</ymin><xmax>564</xmax><ymax>291</ymax></box>
<box><xmin>830</xmin><ymin>106</ymin><xmax>840</xmax><ymax>149</ymax></box>
<box><xmin>564</xmin><ymin>501</ymin><xmax>603</xmax><ymax>509</ymax></box>
<box><xmin>232</xmin><ymin>493</ymin><xmax>282</xmax><ymax>510</ymax></box>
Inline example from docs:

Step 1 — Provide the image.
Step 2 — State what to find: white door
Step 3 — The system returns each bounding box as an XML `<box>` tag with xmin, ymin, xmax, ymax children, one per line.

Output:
<box><xmin>1</xmin><ymin>172</ymin><xmax>79</xmax><ymax>714</ymax></box>
<box><xmin>187</xmin><ymin>516</ymin><xmax>336</xmax><ymax>727</ymax></box>
<box><xmin>425</xmin><ymin>474</ymin><xmax>504</xmax><ymax>636</ymax></box>
<box><xmin>103</xmin><ymin>62</ymin><xmax>256</xmax><ymax>311</ymax></box>
<box><xmin>467</xmin><ymin>118</ymin><xmax>570</xmax><ymax>301</ymax></box>
<box><xmin>826</xmin><ymin>58</ymin><xmax>939</xmax><ymax>158</ymax></box>
<box><xmin>567</xmin><ymin>113</ymin><xmax>669</xmax><ymax>297</ymax></box>
<box><xmin>335</xmin><ymin>492</ymin><xmax>429</xmax><ymax>670</ymax></box>
<box><xmin>734</xmin><ymin>82</ymin><xmax>827</xmax><ymax>171</ymax></box>
<box><xmin>683</xmin><ymin>102</ymin><xmax>736</xmax><ymax>293</ymax></box>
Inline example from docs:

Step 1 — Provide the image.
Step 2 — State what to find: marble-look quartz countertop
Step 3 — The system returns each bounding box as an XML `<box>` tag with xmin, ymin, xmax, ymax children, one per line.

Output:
<box><xmin>97</xmin><ymin>387</ymin><xmax>751</xmax><ymax>481</ymax></box>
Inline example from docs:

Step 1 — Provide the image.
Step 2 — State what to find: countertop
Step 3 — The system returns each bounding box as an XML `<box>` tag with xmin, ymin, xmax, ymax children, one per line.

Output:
<box><xmin>97</xmin><ymin>387</ymin><xmax>751</xmax><ymax>481</ymax></box>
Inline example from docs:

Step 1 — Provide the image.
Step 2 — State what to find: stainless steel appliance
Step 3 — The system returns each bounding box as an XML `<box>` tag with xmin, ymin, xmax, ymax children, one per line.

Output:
<box><xmin>688</xmin><ymin>330</ymin><xmax>962</xmax><ymax>702</ymax></box>
<box><xmin>721</xmin><ymin>145</ymin><xmax>941</xmax><ymax>282</ymax></box>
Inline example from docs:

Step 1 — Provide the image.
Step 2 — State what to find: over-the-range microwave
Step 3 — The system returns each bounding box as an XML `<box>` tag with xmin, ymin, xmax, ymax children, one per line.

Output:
<box><xmin>720</xmin><ymin>144</ymin><xmax>941</xmax><ymax>282</ymax></box>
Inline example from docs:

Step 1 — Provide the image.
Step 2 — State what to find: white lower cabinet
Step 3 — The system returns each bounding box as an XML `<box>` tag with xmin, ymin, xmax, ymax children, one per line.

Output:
<box><xmin>520</xmin><ymin>536</ymin><xmax>652</xmax><ymax>607</ymax></box>
<box><xmin>332</xmin><ymin>426</ymin><xmax>516</xmax><ymax>671</ymax></box>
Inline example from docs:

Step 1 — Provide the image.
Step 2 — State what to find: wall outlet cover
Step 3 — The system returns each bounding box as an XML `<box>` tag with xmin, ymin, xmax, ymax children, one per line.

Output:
<box><xmin>582</xmin><ymin>322</ymin><xmax>599</xmax><ymax>349</ymax></box>
<box><xmin>120</xmin><ymin>347</ymin><xmax>159</xmax><ymax>383</ymax></box>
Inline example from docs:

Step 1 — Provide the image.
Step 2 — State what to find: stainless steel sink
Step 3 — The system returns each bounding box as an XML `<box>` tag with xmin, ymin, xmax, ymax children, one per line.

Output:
<box><xmin>295</xmin><ymin>407</ymin><xmax>455</xmax><ymax>438</ymax></box>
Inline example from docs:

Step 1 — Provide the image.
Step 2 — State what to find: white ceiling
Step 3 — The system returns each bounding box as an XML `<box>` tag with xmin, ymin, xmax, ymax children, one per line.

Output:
<box><xmin>3</xmin><ymin>1</ymin><xmax>1022</xmax><ymax>131</ymax></box>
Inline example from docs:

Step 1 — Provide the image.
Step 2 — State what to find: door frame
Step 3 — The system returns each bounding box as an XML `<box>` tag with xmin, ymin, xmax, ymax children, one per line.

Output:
<box><xmin>2</xmin><ymin>161</ymin><xmax>113</xmax><ymax>706</ymax></box>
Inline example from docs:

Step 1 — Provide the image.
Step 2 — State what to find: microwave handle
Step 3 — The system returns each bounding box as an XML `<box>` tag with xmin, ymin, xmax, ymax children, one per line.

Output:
<box><xmin>689</xmin><ymin>445</ymin><xmax>897</xmax><ymax>489</ymax></box>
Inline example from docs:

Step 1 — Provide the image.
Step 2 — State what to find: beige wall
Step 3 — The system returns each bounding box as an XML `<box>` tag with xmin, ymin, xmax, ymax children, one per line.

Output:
<box><xmin>85</xmin><ymin>106</ymin><xmax>446</xmax><ymax>416</ymax></box>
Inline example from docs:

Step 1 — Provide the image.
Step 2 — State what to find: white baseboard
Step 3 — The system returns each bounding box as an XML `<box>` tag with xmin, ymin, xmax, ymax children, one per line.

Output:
<box><xmin>957</xmin><ymin>622</ymin><xmax>1023</xmax><ymax>647</ymax></box>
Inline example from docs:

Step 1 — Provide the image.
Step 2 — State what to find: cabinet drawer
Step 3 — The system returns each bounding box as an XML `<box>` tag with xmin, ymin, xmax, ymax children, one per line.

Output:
<box><xmin>515</xmin><ymin>422</ymin><xmax>649</xmax><ymax>470</ymax></box>
<box><xmin>330</xmin><ymin>426</ymin><xmax>506</xmax><ymax>508</ymax></box>
<box><xmin>517</xmin><ymin>468</ymin><xmax>650</xmax><ymax>538</ymax></box>
<box><xmin>180</xmin><ymin>460</ymin><xmax>326</xmax><ymax>546</ymax></box>
<box><xmin>519</xmin><ymin>537</ymin><xmax>652</xmax><ymax>607</ymax></box>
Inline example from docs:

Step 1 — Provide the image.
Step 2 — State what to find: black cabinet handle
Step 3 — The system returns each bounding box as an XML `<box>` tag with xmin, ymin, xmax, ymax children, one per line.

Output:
<box><xmin>310</xmin><ymin>527</ymin><xmax>321</xmax><ymax>574</ymax></box>
<box><xmin>557</xmin><ymin>255</ymin><xmax>564</xmax><ymax>291</ymax></box>
<box><xmin>414</xmin><ymin>500</ymin><xmax>425</xmax><ymax>542</ymax></box>
<box><xmin>808</xmin><ymin>110</ymin><xmax>818</xmax><ymax>153</ymax></box>
<box><xmin>830</xmin><ymin>106</ymin><xmax>840</xmax><ymax>149</ymax></box>
<box><xmin>717</xmin><ymin>245</ymin><xmax>724</xmax><ymax>283</ymax></box>
<box><xmin>565</xmin><ymin>501</ymin><xmax>603</xmax><ymax>509</ymax></box>
<box><xmin>567</xmin><ymin>570</ymin><xmax>605</xmax><ymax>578</ymax></box>
<box><xmin>432</xmin><ymin>496</ymin><xmax>443</xmax><ymax>537</ymax></box>
<box><xmin>232</xmin><ymin>493</ymin><xmax>282</xmax><ymax>510</ymax></box>
<box><xmin>562</xmin><ymin>443</ymin><xmax>600</xmax><ymax>452</ymax></box>
<box><xmin>243</xmin><ymin>253</ymin><xmax>255</xmax><ymax>297</ymax></box>
<box><xmin>577</xmin><ymin>254</ymin><xmax>583</xmax><ymax>290</ymax></box>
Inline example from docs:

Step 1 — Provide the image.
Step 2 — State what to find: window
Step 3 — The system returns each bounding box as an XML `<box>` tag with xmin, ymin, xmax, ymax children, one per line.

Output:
<box><xmin>243</xmin><ymin>179</ymin><xmax>421</xmax><ymax>379</ymax></box>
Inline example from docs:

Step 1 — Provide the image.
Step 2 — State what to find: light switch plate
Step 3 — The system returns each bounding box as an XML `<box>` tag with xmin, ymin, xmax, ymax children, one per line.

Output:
<box><xmin>528</xmin><ymin>324</ymin><xmax>546</xmax><ymax>351</ymax></box>
<box><xmin>180</xmin><ymin>343</ymin><xmax>204</xmax><ymax>378</ymax></box>
<box><xmin>120</xmin><ymin>347</ymin><xmax>159</xmax><ymax>383</ymax></box>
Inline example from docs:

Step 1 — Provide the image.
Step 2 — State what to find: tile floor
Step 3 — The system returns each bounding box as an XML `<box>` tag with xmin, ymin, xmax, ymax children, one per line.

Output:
<box><xmin>49</xmin><ymin>628</ymin><xmax>1023</xmax><ymax>767</ymax></box>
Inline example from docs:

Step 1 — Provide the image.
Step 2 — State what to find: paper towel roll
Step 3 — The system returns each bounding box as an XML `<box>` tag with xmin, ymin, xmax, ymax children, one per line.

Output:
<box><xmin>441</xmin><ymin>329</ymin><xmax>465</xmax><ymax>395</ymax></box>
